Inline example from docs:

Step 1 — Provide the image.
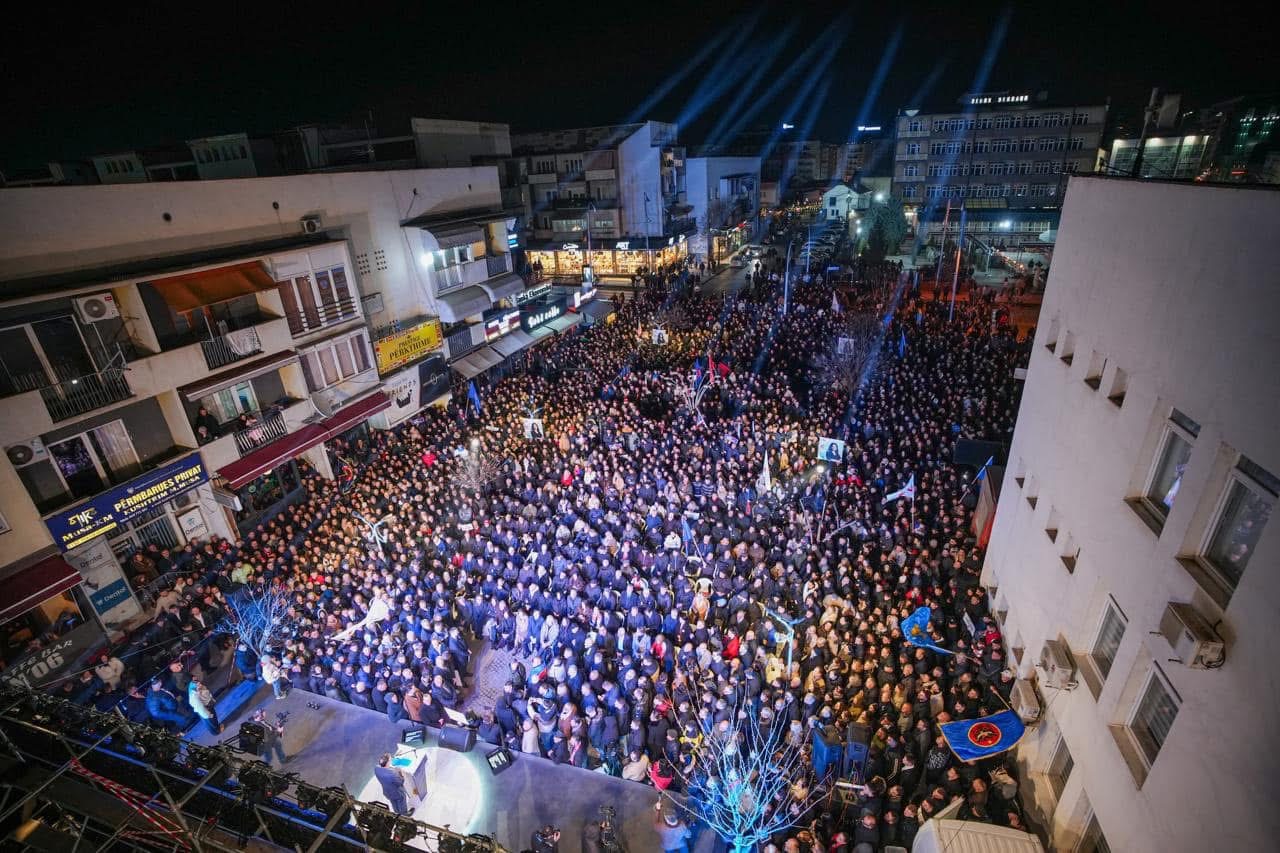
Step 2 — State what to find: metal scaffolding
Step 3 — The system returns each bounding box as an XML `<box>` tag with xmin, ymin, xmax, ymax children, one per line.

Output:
<box><xmin>0</xmin><ymin>685</ymin><xmax>508</xmax><ymax>853</ymax></box>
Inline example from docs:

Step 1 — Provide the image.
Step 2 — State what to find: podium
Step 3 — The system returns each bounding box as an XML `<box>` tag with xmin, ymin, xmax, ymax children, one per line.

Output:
<box><xmin>391</xmin><ymin>746</ymin><xmax>430</xmax><ymax>810</ymax></box>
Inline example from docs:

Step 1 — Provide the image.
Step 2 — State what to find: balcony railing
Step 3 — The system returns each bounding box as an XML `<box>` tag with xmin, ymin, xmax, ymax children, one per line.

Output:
<box><xmin>200</xmin><ymin>327</ymin><xmax>263</xmax><ymax>369</ymax></box>
<box><xmin>445</xmin><ymin>326</ymin><xmax>477</xmax><ymax>360</ymax></box>
<box><xmin>486</xmin><ymin>253</ymin><xmax>512</xmax><ymax>277</ymax></box>
<box><xmin>232</xmin><ymin>410</ymin><xmax>289</xmax><ymax>455</ymax></box>
<box><xmin>38</xmin><ymin>366</ymin><xmax>133</xmax><ymax>422</ymax></box>
<box><xmin>286</xmin><ymin>297</ymin><xmax>359</xmax><ymax>337</ymax></box>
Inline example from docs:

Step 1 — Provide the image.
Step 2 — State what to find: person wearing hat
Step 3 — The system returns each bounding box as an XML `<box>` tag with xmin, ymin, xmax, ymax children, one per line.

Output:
<box><xmin>652</xmin><ymin>802</ymin><xmax>692</xmax><ymax>852</ymax></box>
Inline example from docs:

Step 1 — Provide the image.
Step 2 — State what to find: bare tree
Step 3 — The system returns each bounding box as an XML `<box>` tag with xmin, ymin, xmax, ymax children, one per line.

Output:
<box><xmin>454</xmin><ymin>442</ymin><xmax>505</xmax><ymax>495</ymax></box>
<box><xmin>221</xmin><ymin>584</ymin><xmax>295</xmax><ymax>659</ymax></box>
<box><xmin>813</xmin><ymin>311</ymin><xmax>884</xmax><ymax>394</ymax></box>
<box><xmin>679</xmin><ymin>704</ymin><xmax>825</xmax><ymax>853</ymax></box>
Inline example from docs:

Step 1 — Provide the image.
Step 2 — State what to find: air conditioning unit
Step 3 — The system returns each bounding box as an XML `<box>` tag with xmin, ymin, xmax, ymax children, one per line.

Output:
<box><xmin>6</xmin><ymin>439</ymin><xmax>49</xmax><ymax>468</ymax></box>
<box><xmin>74</xmin><ymin>293</ymin><xmax>119</xmax><ymax>323</ymax></box>
<box><xmin>1159</xmin><ymin>602</ymin><xmax>1225</xmax><ymax>669</ymax></box>
<box><xmin>301</xmin><ymin>214</ymin><xmax>323</xmax><ymax>234</ymax></box>
<box><xmin>1038</xmin><ymin>638</ymin><xmax>1077</xmax><ymax>689</ymax></box>
<box><xmin>1011</xmin><ymin>678</ymin><xmax>1041</xmax><ymax>723</ymax></box>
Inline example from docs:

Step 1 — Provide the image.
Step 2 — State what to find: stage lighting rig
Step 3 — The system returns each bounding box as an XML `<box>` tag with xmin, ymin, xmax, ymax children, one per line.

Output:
<box><xmin>392</xmin><ymin>816</ymin><xmax>419</xmax><ymax>843</ymax></box>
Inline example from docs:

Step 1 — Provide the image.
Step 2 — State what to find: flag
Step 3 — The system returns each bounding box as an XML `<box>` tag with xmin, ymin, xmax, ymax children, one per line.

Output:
<box><xmin>757</xmin><ymin>451</ymin><xmax>773</xmax><ymax>493</ymax></box>
<box><xmin>883</xmin><ymin>474</ymin><xmax>915</xmax><ymax>505</ymax></box>
<box><xmin>898</xmin><ymin>329</ymin><xmax>908</xmax><ymax>359</ymax></box>
<box><xmin>681</xmin><ymin>516</ymin><xmax>694</xmax><ymax>545</ymax></box>
<box><xmin>975</xmin><ymin>455</ymin><xmax>995</xmax><ymax>481</ymax></box>
<box><xmin>831</xmin><ymin>292</ymin><xmax>841</xmax><ymax>314</ymax></box>
<box><xmin>900</xmin><ymin>605</ymin><xmax>953</xmax><ymax>656</ymax></box>
<box><xmin>467</xmin><ymin>380</ymin><xmax>482</xmax><ymax>416</ymax></box>
<box><xmin>940</xmin><ymin>710</ymin><xmax>1026</xmax><ymax>762</ymax></box>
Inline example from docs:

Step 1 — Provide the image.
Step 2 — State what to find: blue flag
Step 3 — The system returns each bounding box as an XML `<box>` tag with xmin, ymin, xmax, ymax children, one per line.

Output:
<box><xmin>467</xmin><ymin>380</ymin><xmax>482</xmax><ymax>416</ymax></box>
<box><xmin>898</xmin><ymin>329</ymin><xmax>908</xmax><ymax>359</ymax></box>
<box><xmin>681</xmin><ymin>516</ymin><xmax>694</xmax><ymax>545</ymax></box>
<box><xmin>975</xmin><ymin>455</ymin><xmax>996</xmax><ymax>481</ymax></box>
<box><xmin>940</xmin><ymin>710</ymin><xmax>1026</xmax><ymax>762</ymax></box>
<box><xmin>900</xmin><ymin>605</ymin><xmax>954</xmax><ymax>656</ymax></box>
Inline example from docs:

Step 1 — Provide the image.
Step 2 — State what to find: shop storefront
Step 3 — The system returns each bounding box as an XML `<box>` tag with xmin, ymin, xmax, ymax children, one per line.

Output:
<box><xmin>374</xmin><ymin>354</ymin><xmax>451</xmax><ymax>429</ymax></box>
<box><xmin>0</xmin><ymin>555</ymin><xmax>101</xmax><ymax>689</ymax></box>
<box><xmin>526</xmin><ymin>237</ymin><xmax>689</xmax><ymax>280</ymax></box>
<box><xmin>43</xmin><ymin>452</ymin><xmax>213</xmax><ymax>629</ymax></box>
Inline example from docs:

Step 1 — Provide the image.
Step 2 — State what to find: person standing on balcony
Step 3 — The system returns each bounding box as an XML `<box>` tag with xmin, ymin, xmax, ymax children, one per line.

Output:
<box><xmin>194</xmin><ymin>406</ymin><xmax>221</xmax><ymax>438</ymax></box>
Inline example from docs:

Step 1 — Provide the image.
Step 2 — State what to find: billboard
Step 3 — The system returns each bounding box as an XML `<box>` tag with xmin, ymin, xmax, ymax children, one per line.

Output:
<box><xmin>44</xmin><ymin>453</ymin><xmax>208</xmax><ymax>552</ymax></box>
<box><xmin>373</xmin><ymin>319</ymin><xmax>444</xmax><ymax>375</ymax></box>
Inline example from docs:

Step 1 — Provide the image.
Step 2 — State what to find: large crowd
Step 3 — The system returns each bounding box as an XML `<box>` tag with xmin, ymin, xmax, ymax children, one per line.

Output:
<box><xmin>50</xmin><ymin>250</ymin><xmax>1035</xmax><ymax>852</ymax></box>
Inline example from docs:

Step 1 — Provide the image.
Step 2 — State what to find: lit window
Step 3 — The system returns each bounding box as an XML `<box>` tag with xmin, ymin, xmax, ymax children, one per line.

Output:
<box><xmin>1143</xmin><ymin>409</ymin><xmax>1199</xmax><ymax>523</ymax></box>
<box><xmin>1200</xmin><ymin>457</ymin><xmax>1277</xmax><ymax>591</ymax></box>
<box><xmin>1128</xmin><ymin>667</ymin><xmax>1179</xmax><ymax>767</ymax></box>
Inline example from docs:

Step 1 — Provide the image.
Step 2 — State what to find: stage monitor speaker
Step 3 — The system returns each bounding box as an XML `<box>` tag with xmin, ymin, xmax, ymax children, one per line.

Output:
<box><xmin>953</xmin><ymin>438</ymin><xmax>1004</xmax><ymax>469</ymax></box>
<box><xmin>485</xmin><ymin>746</ymin><xmax>514</xmax><ymax>776</ymax></box>
<box><xmin>811</xmin><ymin>728</ymin><xmax>844</xmax><ymax>778</ymax></box>
<box><xmin>238</xmin><ymin>721</ymin><xmax>265</xmax><ymax>755</ymax></box>
<box><xmin>439</xmin><ymin>723</ymin><xmax>476</xmax><ymax>753</ymax></box>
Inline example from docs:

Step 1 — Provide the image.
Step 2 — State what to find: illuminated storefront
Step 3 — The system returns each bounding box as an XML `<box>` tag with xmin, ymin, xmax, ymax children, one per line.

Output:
<box><xmin>526</xmin><ymin>237</ymin><xmax>689</xmax><ymax>279</ymax></box>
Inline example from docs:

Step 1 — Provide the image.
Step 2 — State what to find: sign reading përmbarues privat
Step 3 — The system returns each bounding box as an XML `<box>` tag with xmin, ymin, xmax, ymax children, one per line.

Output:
<box><xmin>44</xmin><ymin>452</ymin><xmax>209</xmax><ymax>552</ymax></box>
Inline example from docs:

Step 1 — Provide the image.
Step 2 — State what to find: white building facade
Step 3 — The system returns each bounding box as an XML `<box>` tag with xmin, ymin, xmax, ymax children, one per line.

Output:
<box><xmin>0</xmin><ymin>168</ymin><xmax>510</xmax><ymax>655</ymax></box>
<box><xmin>982</xmin><ymin>177</ymin><xmax>1280</xmax><ymax>852</ymax></box>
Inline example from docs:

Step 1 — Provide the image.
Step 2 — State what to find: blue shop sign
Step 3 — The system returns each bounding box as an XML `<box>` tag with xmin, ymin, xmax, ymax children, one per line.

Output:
<box><xmin>45</xmin><ymin>452</ymin><xmax>209</xmax><ymax>552</ymax></box>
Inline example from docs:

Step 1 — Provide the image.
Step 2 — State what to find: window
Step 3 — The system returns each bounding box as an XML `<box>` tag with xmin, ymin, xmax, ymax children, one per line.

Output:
<box><xmin>1128</xmin><ymin>667</ymin><xmax>1179</xmax><ymax>768</ymax></box>
<box><xmin>1142</xmin><ymin>410</ymin><xmax>1199</xmax><ymax>522</ymax></box>
<box><xmin>278</xmin><ymin>263</ymin><xmax>357</xmax><ymax>336</ymax></box>
<box><xmin>21</xmin><ymin>420</ymin><xmax>141</xmax><ymax>509</ymax></box>
<box><xmin>1089</xmin><ymin>599</ymin><xmax>1127</xmax><ymax>683</ymax></box>
<box><xmin>1200</xmin><ymin>457</ymin><xmax>1277</xmax><ymax>590</ymax></box>
<box><xmin>902</xmin><ymin>165</ymin><xmax>919</xmax><ymax>177</ymax></box>
<box><xmin>905</xmin><ymin>142</ymin><xmax>921</xmax><ymax>154</ymax></box>
<box><xmin>1078</xmin><ymin>815</ymin><xmax>1112</xmax><ymax>853</ymax></box>
<box><xmin>1046</xmin><ymin>736</ymin><xmax>1074</xmax><ymax>799</ymax></box>
<box><xmin>902</xmin><ymin>185</ymin><xmax>918</xmax><ymax>199</ymax></box>
<box><xmin>301</xmin><ymin>333</ymin><xmax>372</xmax><ymax>392</ymax></box>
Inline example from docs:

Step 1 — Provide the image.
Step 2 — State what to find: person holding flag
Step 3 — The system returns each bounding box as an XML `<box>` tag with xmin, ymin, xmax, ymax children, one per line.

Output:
<box><xmin>883</xmin><ymin>473</ymin><xmax>915</xmax><ymax>505</ymax></box>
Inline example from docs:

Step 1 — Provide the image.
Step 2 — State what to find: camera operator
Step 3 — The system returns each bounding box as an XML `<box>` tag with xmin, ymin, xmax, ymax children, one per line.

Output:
<box><xmin>530</xmin><ymin>823</ymin><xmax>560</xmax><ymax>853</ymax></box>
<box><xmin>250</xmin><ymin>708</ymin><xmax>288</xmax><ymax>766</ymax></box>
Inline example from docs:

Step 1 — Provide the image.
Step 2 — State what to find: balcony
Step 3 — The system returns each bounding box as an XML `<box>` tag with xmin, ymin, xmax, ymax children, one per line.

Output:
<box><xmin>664</xmin><ymin>216</ymin><xmax>697</xmax><ymax>237</ymax></box>
<box><xmin>528</xmin><ymin>172</ymin><xmax>557</xmax><ymax>185</ymax></box>
<box><xmin>200</xmin><ymin>327</ymin><xmax>263</xmax><ymax>369</ymax></box>
<box><xmin>285</xmin><ymin>297</ymin><xmax>360</xmax><ymax>337</ymax></box>
<box><xmin>900</xmin><ymin>128</ymin><xmax>929</xmax><ymax>138</ymax></box>
<box><xmin>486</xmin><ymin>253</ymin><xmax>512</xmax><ymax>277</ymax></box>
<box><xmin>898</xmin><ymin>152</ymin><xmax>927</xmax><ymax>161</ymax></box>
<box><xmin>38</xmin><ymin>366</ymin><xmax>133</xmax><ymax>423</ymax></box>
<box><xmin>552</xmin><ymin>197</ymin><xmax>591</xmax><ymax>210</ymax></box>
<box><xmin>231</xmin><ymin>409</ymin><xmax>289</xmax><ymax>455</ymax></box>
<box><xmin>436</xmin><ymin>256</ymin><xmax>514</xmax><ymax>295</ymax></box>
<box><xmin>584</xmin><ymin>168</ymin><xmax>616</xmax><ymax>181</ymax></box>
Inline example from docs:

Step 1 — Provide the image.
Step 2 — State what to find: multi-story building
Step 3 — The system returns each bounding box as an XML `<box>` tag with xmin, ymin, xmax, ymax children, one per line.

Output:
<box><xmin>513</xmin><ymin>121</ymin><xmax>693</xmax><ymax>279</ymax></box>
<box><xmin>684</xmin><ymin>155</ymin><xmax>761</xmax><ymax>262</ymax></box>
<box><xmin>1197</xmin><ymin>94</ymin><xmax>1280</xmax><ymax>183</ymax></box>
<box><xmin>892</xmin><ymin>92</ymin><xmax>1107</xmax><ymax>247</ymax></box>
<box><xmin>982</xmin><ymin>176</ymin><xmax>1280</xmax><ymax>853</ymax></box>
<box><xmin>0</xmin><ymin>167</ymin><xmax>526</xmax><ymax>658</ymax></box>
<box><xmin>1106</xmin><ymin>134</ymin><xmax>1210</xmax><ymax>180</ymax></box>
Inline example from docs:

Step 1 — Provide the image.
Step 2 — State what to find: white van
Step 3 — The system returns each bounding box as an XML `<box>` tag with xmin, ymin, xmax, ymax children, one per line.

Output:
<box><xmin>907</xmin><ymin>800</ymin><xmax>1044</xmax><ymax>853</ymax></box>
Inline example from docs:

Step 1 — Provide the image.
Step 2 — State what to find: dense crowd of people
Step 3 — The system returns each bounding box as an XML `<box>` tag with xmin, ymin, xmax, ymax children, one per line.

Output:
<box><xmin>49</xmin><ymin>249</ymin><xmax>1036</xmax><ymax>851</ymax></box>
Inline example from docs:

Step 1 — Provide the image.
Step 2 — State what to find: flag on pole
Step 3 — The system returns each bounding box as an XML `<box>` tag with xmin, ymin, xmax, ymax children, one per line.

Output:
<box><xmin>681</xmin><ymin>515</ymin><xmax>695</xmax><ymax>546</ymax></box>
<box><xmin>898</xmin><ymin>329</ymin><xmax>908</xmax><ymax>359</ymax></box>
<box><xmin>900</xmin><ymin>605</ymin><xmax>954</xmax><ymax>656</ymax></box>
<box><xmin>757</xmin><ymin>450</ymin><xmax>773</xmax><ymax>493</ymax></box>
<box><xmin>975</xmin><ymin>455</ymin><xmax>996</xmax><ymax>481</ymax></box>
<box><xmin>940</xmin><ymin>710</ymin><xmax>1027</xmax><ymax>761</ymax></box>
<box><xmin>831</xmin><ymin>292</ymin><xmax>841</xmax><ymax>314</ymax></box>
<box><xmin>883</xmin><ymin>473</ymin><xmax>916</xmax><ymax>504</ymax></box>
<box><xmin>467</xmin><ymin>380</ymin><xmax>483</xmax><ymax>416</ymax></box>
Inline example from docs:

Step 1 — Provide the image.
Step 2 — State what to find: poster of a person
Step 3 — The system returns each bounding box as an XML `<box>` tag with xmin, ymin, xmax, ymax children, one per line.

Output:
<box><xmin>523</xmin><ymin>418</ymin><xmax>546</xmax><ymax>440</ymax></box>
<box><xmin>818</xmin><ymin>437</ymin><xmax>846</xmax><ymax>463</ymax></box>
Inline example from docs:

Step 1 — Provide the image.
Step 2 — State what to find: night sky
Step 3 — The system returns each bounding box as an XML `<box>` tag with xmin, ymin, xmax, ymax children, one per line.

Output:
<box><xmin>4</xmin><ymin>1</ymin><xmax>1273</xmax><ymax>169</ymax></box>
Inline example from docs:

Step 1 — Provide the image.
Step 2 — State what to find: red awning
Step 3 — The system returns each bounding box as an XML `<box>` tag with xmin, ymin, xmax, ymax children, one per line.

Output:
<box><xmin>216</xmin><ymin>391</ymin><xmax>390</xmax><ymax>490</ymax></box>
<box><xmin>218</xmin><ymin>423</ymin><xmax>329</xmax><ymax>490</ymax></box>
<box><xmin>320</xmin><ymin>391</ymin><xmax>391</xmax><ymax>441</ymax></box>
<box><xmin>148</xmin><ymin>261</ymin><xmax>278</xmax><ymax>313</ymax></box>
<box><xmin>0</xmin><ymin>554</ymin><xmax>82</xmax><ymax>624</ymax></box>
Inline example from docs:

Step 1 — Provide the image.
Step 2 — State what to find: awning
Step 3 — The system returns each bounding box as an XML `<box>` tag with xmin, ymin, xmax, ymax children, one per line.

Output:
<box><xmin>580</xmin><ymin>300</ymin><xmax>616</xmax><ymax>324</ymax></box>
<box><xmin>478</xmin><ymin>272</ymin><xmax>525</xmax><ymax>302</ymax></box>
<box><xmin>218</xmin><ymin>423</ymin><xmax>328</xmax><ymax>490</ymax></box>
<box><xmin>436</xmin><ymin>286</ymin><xmax>491</xmax><ymax>323</ymax></box>
<box><xmin>217</xmin><ymin>393</ymin><xmax>389</xmax><ymax>489</ymax></box>
<box><xmin>451</xmin><ymin>351</ymin><xmax>490</xmax><ymax>379</ymax></box>
<box><xmin>147</xmin><ymin>261</ymin><xmax>278</xmax><ymax>313</ymax></box>
<box><xmin>546</xmin><ymin>313</ymin><xmax>584</xmax><ymax>334</ymax></box>
<box><xmin>0</xmin><ymin>554</ymin><xmax>83</xmax><ymax>623</ymax></box>
<box><xmin>473</xmin><ymin>347</ymin><xmax>504</xmax><ymax>371</ymax></box>
<box><xmin>489</xmin><ymin>329</ymin><xmax>536</xmax><ymax>357</ymax></box>
<box><xmin>425</xmin><ymin>222</ymin><xmax>484</xmax><ymax>249</ymax></box>
<box><xmin>320</xmin><ymin>390</ymin><xmax>391</xmax><ymax>441</ymax></box>
<box><xmin>179</xmin><ymin>350</ymin><xmax>299</xmax><ymax>401</ymax></box>
<box><xmin>529</xmin><ymin>325</ymin><xmax>556</xmax><ymax>342</ymax></box>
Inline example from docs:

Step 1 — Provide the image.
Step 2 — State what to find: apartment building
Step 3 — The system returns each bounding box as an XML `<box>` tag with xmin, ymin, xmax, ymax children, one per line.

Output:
<box><xmin>684</xmin><ymin>155</ymin><xmax>761</xmax><ymax>261</ymax></box>
<box><xmin>513</xmin><ymin>122</ymin><xmax>693</xmax><ymax>279</ymax></box>
<box><xmin>892</xmin><ymin>92</ymin><xmax>1107</xmax><ymax>247</ymax></box>
<box><xmin>982</xmin><ymin>177</ymin><xmax>1280</xmax><ymax>852</ymax></box>
<box><xmin>0</xmin><ymin>167</ymin><xmax>516</xmax><ymax>654</ymax></box>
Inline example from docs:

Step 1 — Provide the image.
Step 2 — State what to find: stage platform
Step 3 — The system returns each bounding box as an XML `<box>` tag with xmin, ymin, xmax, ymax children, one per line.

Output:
<box><xmin>185</xmin><ymin>686</ymin><xmax>711</xmax><ymax>851</ymax></box>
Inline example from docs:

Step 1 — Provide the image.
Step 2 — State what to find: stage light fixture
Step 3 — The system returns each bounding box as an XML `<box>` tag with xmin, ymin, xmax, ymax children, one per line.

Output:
<box><xmin>294</xmin><ymin>782</ymin><xmax>321</xmax><ymax>810</ymax></box>
<box><xmin>392</xmin><ymin>816</ymin><xmax>419</xmax><ymax>842</ymax></box>
<box><xmin>356</xmin><ymin>802</ymin><xmax>394</xmax><ymax>834</ymax></box>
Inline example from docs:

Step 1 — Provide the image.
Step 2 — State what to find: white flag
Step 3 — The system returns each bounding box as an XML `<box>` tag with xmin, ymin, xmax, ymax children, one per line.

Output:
<box><xmin>883</xmin><ymin>473</ymin><xmax>916</xmax><ymax>505</ymax></box>
<box><xmin>831</xmin><ymin>292</ymin><xmax>841</xmax><ymax>314</ymax></box>
<box><xmin>757</xmin><ymin>450</ymin><xmax>773</xmax><ymax>493</ymax></box>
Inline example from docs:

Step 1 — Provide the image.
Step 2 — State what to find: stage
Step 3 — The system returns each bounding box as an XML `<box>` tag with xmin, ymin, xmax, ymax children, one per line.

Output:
<box><xmin>185</xmin><ymin>685</ymin><xmax>704</xmax><ymax>851</ymax></box>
